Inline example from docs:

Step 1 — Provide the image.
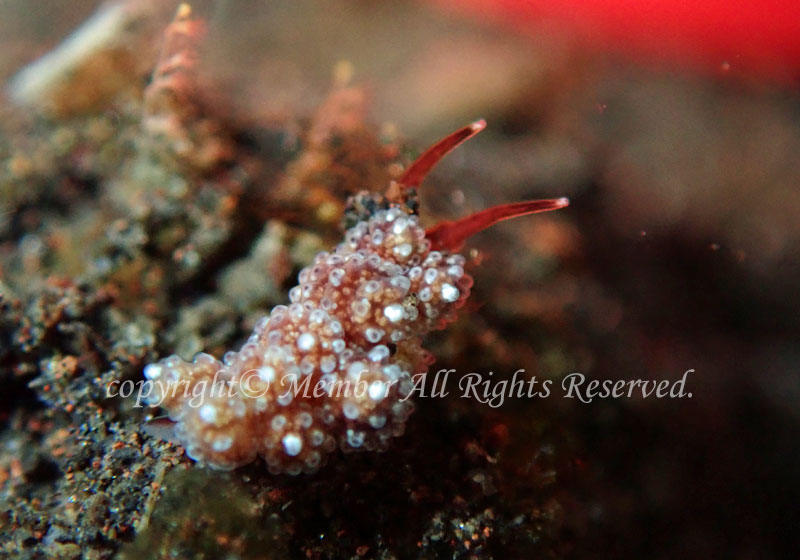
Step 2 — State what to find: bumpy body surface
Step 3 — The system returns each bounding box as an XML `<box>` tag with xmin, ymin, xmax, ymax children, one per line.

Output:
<box><xmin>144</xmin><ymin>207</ymin><xmax>472</xmax><ymax>473</ymax></box>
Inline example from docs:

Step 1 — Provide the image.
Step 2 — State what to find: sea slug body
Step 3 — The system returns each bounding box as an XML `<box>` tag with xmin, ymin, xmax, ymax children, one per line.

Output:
<box><xmin>143</xmin><ymin>121</ymin><xmax>568</xmax><ymax>474</ymax></box>
<box><xmin>144</xmin><ymin>207</ymin><xmax>470</xmax><ymax>473</ymax></box>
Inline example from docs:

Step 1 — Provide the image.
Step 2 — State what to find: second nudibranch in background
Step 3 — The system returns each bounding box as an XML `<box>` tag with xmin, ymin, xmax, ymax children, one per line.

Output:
<box><xmin>142</xmin><ymin>120</ymin><xmax>569</xmax><ymax>474</ymax></box>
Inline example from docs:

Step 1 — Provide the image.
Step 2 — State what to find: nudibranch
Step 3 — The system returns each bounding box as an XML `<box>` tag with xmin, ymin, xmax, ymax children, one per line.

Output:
<box><xmin>143</xmin><ymin>121</ymin><xmax>568</xmax><ymax>473</ymax></box>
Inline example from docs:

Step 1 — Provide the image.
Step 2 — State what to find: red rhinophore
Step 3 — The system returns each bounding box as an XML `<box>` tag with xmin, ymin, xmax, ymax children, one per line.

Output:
<box><xmin>427</xmin><ymin>198</ymin><xmax>570</xmax><ymax>252</ymax></box>
<box><xmin>398</xmin><ymin>119</ymin><xmax>487</xmax><ymax>189</ymax></box>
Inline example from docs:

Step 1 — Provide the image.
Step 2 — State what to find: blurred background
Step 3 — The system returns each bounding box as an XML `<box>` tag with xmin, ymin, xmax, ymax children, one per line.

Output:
<box><xmin>1</xmin><ymin>1</ymin><xmax>799</xmax><ymax>558</ymax></box>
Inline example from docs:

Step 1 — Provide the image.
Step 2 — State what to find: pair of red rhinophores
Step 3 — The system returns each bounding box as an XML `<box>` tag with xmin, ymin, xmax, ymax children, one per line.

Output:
<box><xmin>395</xmin><ymin>119</ymin><xmax>568</xmax><ymax>250</ymax></box>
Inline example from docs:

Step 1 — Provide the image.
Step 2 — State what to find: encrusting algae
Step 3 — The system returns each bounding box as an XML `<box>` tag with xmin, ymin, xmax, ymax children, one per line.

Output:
<box><xmin>143</xmin><ymin>120</ymin><xmax>569</xmax><ymax>473</ymax></box>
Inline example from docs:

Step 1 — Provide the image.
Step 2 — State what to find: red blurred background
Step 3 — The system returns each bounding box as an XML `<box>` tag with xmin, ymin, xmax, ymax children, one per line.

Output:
<box><xmin>435</xmin><ymin>0</ymin><xmax>800</xmax><ymax>82</ymax></box>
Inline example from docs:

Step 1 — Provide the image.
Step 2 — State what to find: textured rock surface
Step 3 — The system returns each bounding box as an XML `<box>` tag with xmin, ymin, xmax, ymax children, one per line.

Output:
<box><xmin>2</xmin><ymin>1</ymin><xmax>799</xmax><ymax>559</ymax></box>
